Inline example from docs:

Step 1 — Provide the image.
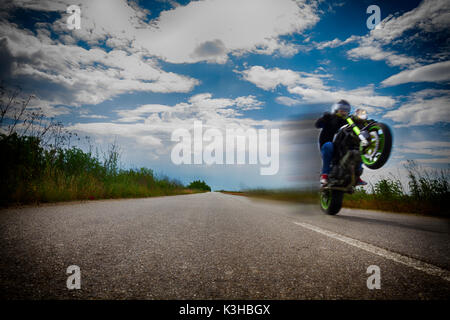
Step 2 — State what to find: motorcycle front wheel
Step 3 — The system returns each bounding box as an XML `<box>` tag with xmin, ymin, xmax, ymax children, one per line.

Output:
<box><xmin>320</xmin><ymin>189</ymin><xmax>344</xmax><ymax>215</ymax></box>
<box><xmin>360</xmin><ymin>122</ymin><xmax>392</xmax><ymax>169</ymax></box>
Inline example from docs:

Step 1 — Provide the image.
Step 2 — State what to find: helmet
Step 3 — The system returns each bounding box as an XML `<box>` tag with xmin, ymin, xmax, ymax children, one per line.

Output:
<box><xmin>331</xmin><ymin>99</ymin><xmax>351</xmax><ymax>114</ymax></box>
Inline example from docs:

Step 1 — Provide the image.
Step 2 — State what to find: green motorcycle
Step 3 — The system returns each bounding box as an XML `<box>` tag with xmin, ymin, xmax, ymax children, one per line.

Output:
<box><xmin>320</xmin><ymin>109</ymin><xmax>393</xmax><ymax>215</ymax></box>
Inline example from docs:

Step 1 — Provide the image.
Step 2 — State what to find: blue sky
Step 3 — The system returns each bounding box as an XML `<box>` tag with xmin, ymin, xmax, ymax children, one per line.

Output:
<box><xmin>0</xmin><ymin>0</ymin><xmax>449</xmax><ymax>190</ymax></box>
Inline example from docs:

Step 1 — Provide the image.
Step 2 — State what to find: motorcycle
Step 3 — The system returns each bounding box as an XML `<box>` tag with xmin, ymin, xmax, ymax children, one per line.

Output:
<box><xmin>319</xmin><ymin>109</ymin><xmax>392</xmax><ymax>215</ymax></box>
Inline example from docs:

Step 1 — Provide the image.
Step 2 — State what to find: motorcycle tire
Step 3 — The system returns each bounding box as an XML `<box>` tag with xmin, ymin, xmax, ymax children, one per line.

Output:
<box><xmin>320</xmin><ymin>189</ymin><xmax>344</xmax><ymax>215</ymax></box>
<box><xmin>360</xmin><ymin>122</ymin><xmax>392</xmax><ymax>170</ymax></box>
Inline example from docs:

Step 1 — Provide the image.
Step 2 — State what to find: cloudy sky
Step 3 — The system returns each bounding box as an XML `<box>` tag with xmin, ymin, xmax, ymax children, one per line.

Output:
<box><xmin>0</xmin><ymin>0</ymin><xmax>449</xmax><ymax>190</ymax></box>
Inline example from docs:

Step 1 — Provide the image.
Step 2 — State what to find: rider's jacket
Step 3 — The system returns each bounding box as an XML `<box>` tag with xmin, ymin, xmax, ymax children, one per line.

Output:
<box><xmin>315</xmin><ymin>112</ymin><xmax>347</xmax><ymax>148</ymax></box>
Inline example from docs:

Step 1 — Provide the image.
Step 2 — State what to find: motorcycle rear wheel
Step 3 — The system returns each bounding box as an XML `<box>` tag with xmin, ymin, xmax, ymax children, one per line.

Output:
<box><xmin>320</xmin><ymin>189</ymin><xmax>344</xmax><ymax>215</ymax></box>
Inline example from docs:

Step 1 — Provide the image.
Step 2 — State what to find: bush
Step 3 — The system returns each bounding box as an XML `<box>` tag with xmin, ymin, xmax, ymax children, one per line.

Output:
<box><xmin>372</xmin><ymin>178</ymin><xmax>404</xmax><ymax>200</ymax></box>
<box><xmin>0</xmin><ymin>133</ymin><xmax>46</xmax><ymax>205</ymax></box>
<box><xmin>344</xmin><ymin>160</ymin><xmax>449</xmax><ymax>216</ymax></box>
<box><xmin>187</xmin><ymin>180</ymin><xmax>211</xmax><ymax>191</ymax></box>
<box><xmin>405</xmin><ymin>160</ymin><xmax>448</xmax><ymax>201</ymax></box>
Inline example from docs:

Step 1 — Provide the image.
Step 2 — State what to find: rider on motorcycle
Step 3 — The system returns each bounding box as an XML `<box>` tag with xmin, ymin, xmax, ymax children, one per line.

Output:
<box><xmin>315</xmin><ymin>100</ymin><xmax>367</xmax><ymax>186</ymax></box>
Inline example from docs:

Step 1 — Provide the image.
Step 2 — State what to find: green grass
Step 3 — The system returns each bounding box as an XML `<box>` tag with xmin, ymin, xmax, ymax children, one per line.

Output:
<box><xmin>344</xmin><ymin>162</ymin><xmax>449</xmax><ymax>216</ymax></box>
<box><xmin>0</xmin><ymin>88</ymin><xmax>210</xmax><ymax>207</ymax></box>
<box><xmin>221</xmin><ymin>161</ymin><xmax>450</xmax><ymax>217</ymax></box>
<box><xmin>0</xmin><ymin>133</ymin><xmax>205</xmax><ymax>207</ymax></box>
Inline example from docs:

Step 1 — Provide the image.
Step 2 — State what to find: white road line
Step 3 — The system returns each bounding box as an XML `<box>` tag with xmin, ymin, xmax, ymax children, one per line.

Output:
<box><xmin>293</xmin><ymin>221</ymin><xmax>450</xmax><ymax>282</ymax></box>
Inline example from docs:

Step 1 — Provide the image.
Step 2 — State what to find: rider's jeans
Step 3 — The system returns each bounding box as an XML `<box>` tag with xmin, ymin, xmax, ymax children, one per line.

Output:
<box><xmin>320</xmin><ymin>142</ymin><xmax>363</xmax><ymax>175</ymax></box>
<box><xmin>321</xmin><ymin>142</ymin><xmax>333</xmax><ymax>174</ymax></box>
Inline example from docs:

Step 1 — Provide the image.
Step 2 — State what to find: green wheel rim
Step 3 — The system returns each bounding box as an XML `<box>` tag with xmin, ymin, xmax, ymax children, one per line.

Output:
<box><xmin>320</xmin><ymin>190</ymin><xmax>331</xmax><ymax>209</ymax></box>
<box><xmin>360</xmin><ymin>125</ymin><xmax>385</xmax><ymax>165</ymax></box>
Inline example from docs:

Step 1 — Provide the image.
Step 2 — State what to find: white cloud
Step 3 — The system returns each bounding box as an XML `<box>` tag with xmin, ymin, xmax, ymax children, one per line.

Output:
<box><xmin>13</xmin><ymin>0</ymin><xmax>319</xmax><ymax>64</ymax></box>
<box><xmin>365</xmin><ymin>0</ymin><xmax>450</xmax><ymax>45</ymax></box>
<box><xmin>275</xmin><ymin>96</ymin><xmax>302</xmax><ymax>106</ymax></box>
<box><xmin>238</xmin><ymin>66</ymin><xmax>328</xmax><ymax>91</ymax></box>
<box><xmin>79</xmin><ymin>114</ymin><xmax>108</xmax><ymax>119</ymax></box>
<box><xmin>114</xmin><ymin>94</ymin><xmax>263</xmax><ymax>123</ymax></box>
<box><xmin>233</xmin><ymin>96</ymin><xmax>264</xmax><ymax>110</ymax></box>
<box><xmin>397</xmin><ymin>141</ymin><xmax>450</xmax><ymax>158</ymax></box>
<box><xmin>346</xmin><ymin>40</ymin><xmax>417</xmax><ymax>67</ymax></box>
<box><xmin>0</xmin><ymin>0</ymin><xmax>321</xmax><ymax>112</ymax></box>
<box><xmin>115</xmin><ymin>104</ymin><xmax>176</xmax><ymax>123</ymax></box>
<box><xmin>0</xmin><ymin>19</ymin><xmax>199</xmax><ymax>109</ymax></box>
<box><xmin>239</xmin><ymin>66</ymin><xmax>302</xmax><ymax>91</ymax></box>
<box><xmin>317</xmin><ymin>0</ymin><xmax>450</xmax><ymax>68</ymax></box>
<box><xmin>315</xmin><ymin>35</ymin><xmax>359</xmax><ymax>49</ymax></box>
<box><xmin>381</xmin><ymin>60</ymin><xmax>450</xmax><ymax>86</ymax></box>
<box><xmin>411</xmin><ymin>158</ymin><xmax>450</xmax><ymax>164</ymax></box>
<box><xmin>68</xmin><ymin>93</ymin><xmax>275</xmax><ymax>155</ymax></box>
<box><xmin>396</xmin><ymin>141</ymin><xmax>450</xmax><ymax>167</ymax></box>
<box><xmin>316</xmin><ymin>36</ymin><xmax>418</xmax><ymax>68</ymax></box>
<box><xmin>383</xmin><ymin>89</ymin><xmax>450</xmax><ymax>126</ymax></box>
<box><xmin>132</xmin><ymin>0</ymin><xmax>319</xmax><ymax>63</ymax></box>
<box><xmin>287</xmin><ymin>85</ymin><xmax>396</xmax><ymax>111</ymax></box>
<box><xmin>316</xmin><ymin>38</ymin><xmax>343</xmax><ymax>49</ymax></box>
<box><xmin>240</xmin><ymin>66</ymin><xmax>396</xmax><ymax>110</ymax></box>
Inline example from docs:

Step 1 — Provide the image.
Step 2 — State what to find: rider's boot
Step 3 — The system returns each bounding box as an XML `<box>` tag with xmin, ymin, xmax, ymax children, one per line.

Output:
<box><xmin>320</xmin><ymin>174</ymin><xmax>328</xmax><ymax>186</ymax></box>
<box><xmin>357</xmin><ymin>177</ymin><xmax>367</xmax><ymax>186</ymax></box>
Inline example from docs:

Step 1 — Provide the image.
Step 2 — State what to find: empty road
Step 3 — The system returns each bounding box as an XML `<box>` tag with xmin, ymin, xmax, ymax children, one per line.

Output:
<box><xmin>0</xmin><ymin>192</ymin><xmax>449</xmax><ymax>299</ymax></box>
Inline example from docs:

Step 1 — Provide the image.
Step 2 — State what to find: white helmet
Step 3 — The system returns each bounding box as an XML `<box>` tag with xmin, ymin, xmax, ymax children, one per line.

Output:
<box><xmin>331</xmin><ymin>99</ymin><xmax>351</xmax><ymax>114</ymax></box>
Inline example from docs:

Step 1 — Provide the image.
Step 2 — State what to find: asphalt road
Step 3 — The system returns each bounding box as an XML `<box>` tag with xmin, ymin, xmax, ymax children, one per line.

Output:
<box><xmin>0</xmin><ymin>192</ymin><xmax>449</xmax><ymax>299</ymax></box>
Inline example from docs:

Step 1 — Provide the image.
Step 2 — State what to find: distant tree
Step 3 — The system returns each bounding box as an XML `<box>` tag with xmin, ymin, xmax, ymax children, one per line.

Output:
<box><xmin>187</xmin><ymin>180</ymin><xmax>211</xmax><ymax>191</ymax></box>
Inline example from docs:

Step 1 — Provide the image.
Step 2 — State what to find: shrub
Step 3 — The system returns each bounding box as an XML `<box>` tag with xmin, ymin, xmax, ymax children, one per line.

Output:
<box><xmin>372</xmin><ymin>178</ymin><xmax>404</xmax><ymax>200</ymax></box>
<box><xmin>405</xmin><ymin>160</ymin><xmax>448</xmax><ymax>201</ymax></box>
<box><xmin>187</xmin><ymin>180</ymin><xmax>211</xmax><ymax>191</ymax></box>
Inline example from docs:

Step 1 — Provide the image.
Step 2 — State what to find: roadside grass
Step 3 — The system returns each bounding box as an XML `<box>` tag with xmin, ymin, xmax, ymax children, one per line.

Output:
<box><xmin>0</xmin><ymin>87</ymin><xmax>211</xmax><ymax>207</ymax></box>
<box><xmin>0</xmin><ymin>133</ymin><xmax>204</xmax><ymax>207</ymax></box>
<box><xmin>220</xmin><ymin>161</ymin><xmax>450</xmax><ymax>217</ymax></box>
<box><xmin>344</xmin><ymin>161</ymin><xmax>449</xmax><ymax>216</ymax></box>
